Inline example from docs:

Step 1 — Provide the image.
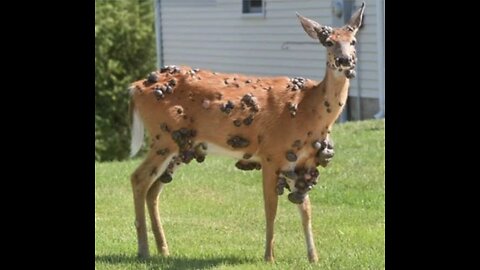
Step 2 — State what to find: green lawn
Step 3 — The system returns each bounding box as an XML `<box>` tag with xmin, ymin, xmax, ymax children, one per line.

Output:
<box><xmin>95</xmin><ymin>119</ymin><xmax>385</xmax><ymax>269</ymax></box>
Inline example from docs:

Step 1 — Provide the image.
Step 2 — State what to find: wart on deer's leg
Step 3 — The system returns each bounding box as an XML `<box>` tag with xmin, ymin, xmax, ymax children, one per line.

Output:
<box><xmin>262</xmin><ymin>163</ymin><xmax>279</xmax><ymax>262</ymax></box>
<box><xmin>131</xmin><ymin>153</ymin><xmax>173</xmax><ymax>259</ymax></box>
<box><xmin>297</xmin><ymin>195</ymin><xmax>318</xmax><ymax>263</ymax></box>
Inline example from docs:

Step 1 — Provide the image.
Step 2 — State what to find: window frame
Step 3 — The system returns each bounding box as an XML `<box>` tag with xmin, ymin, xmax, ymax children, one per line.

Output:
<box><xmin>242</xmin><ymin>0</ymin><xmax>266</xmax><ymax>17</ymax></box>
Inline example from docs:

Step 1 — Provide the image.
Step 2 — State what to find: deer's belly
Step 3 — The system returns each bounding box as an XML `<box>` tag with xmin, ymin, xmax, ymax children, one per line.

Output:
<box><xmin>205</xmin><ymin>142</ymin><xmax>261</xmax><ymax>162</ymax></box>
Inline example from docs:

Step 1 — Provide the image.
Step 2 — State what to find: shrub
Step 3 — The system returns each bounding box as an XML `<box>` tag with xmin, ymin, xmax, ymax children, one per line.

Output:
<box><xmin>95</xmin><ymin>0</ymin><xmax>156</xmax><ymax>161</ymax></box>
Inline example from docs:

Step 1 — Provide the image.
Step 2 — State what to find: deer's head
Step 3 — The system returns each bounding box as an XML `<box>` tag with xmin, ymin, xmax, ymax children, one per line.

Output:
<box><xmin>297</xmin><ymin>2</ymin><xmax>365</xmax><ymax>78</ymax></box>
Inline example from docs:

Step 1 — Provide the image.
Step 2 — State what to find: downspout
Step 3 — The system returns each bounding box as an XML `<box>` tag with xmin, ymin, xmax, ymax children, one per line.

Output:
<box><xmin>374</xmin><ymin>0</ymin><xmax>385</xmax><ymax>119</ymax></box>
<box><xmin>355</xmin><ymin>32</ymin><xmax>362</xmax><ymax>120</ymax></box>
<box><xmin>154</xmin><ymin>0</ymin><xmax>164</xmax><ymax>69</ymax></box>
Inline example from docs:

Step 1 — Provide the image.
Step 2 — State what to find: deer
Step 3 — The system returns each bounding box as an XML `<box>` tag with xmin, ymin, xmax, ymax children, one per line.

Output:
<box><xmin>128</xmin><ymin>3</ymin><xmax>365</xmax><ymax>263</ymax></box>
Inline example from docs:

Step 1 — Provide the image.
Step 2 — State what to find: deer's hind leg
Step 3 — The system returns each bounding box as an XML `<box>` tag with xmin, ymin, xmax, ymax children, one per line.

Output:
<box><xmin>146</xmin><ymin>155</ymin><xmax>183</xmax><ymax>256</ymax></box>
<box><xmin>261</xmin><ymin>161</ymin><xmax>279</xmax><ymax>262</ymax></box>
<box><xmin>131</xmin><ymin>151</ymin><xmax>177</xmax><ymax>258</ymax></box>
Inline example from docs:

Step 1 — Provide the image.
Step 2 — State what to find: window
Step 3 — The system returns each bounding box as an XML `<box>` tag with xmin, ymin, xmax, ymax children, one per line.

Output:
<box><xmin>243</xmin><ymin>0</ymin><xmax>264</xmax><ymax>14</ymax></box>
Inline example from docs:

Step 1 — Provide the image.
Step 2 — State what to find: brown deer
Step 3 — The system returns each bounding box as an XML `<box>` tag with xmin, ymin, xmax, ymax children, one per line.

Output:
<box><xmin>128</xmin><ymin>3</ymin><xmax>365</xmax><ymax>263</ymax></box>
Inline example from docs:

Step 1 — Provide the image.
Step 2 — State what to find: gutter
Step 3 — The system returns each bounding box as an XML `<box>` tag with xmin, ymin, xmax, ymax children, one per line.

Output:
<box><xmin>154</xmin><ymin>0</ymin><xmax>164</xmax><ymax>68</ymax></box>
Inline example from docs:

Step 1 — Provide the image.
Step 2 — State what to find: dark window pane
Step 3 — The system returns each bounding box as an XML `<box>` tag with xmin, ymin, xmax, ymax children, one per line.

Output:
<box><xmin>243</xmin><ymin>0</ymin><xmax>263</xmax><ymax>14</ymax></box>
<box><xmin>251</xmin><ymin>0</ymin><xmax>262</xmax><ymax>8</ymax></box>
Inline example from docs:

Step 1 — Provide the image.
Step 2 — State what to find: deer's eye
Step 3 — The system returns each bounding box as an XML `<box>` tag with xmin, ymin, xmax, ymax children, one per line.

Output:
<box><xmin>350</xmin><ymin>39</ymin><xmax>357</xmax><ymax>45</ymax></box>
<box><xmin>324</xmin><ymin>40</ymin><xmax>334</xmax><ymax>47</ymax></box>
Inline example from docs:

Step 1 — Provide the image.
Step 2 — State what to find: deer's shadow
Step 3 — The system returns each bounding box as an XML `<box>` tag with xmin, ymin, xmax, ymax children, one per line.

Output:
<box><xmin>95</xmin><ymin>253</ymin><xmax>257</xmax><ymax>270</ymax></box>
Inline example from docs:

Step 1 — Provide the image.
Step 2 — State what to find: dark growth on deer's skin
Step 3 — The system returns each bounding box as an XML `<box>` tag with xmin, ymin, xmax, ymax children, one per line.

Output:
<box><xmin>243</xmin><ymin>115</ymin><xmax>254</xmax><ymax>126</ymax></box>
<box><xmin>158</xmin><ymin>172</ymin><xmax>173</xmax><ymax>183</ymax></box>
<box><xmin>286</xmin><ymin>151</ymin><xmax>298</xmax><ymax>162</ymax></box>
<box><xmin>243</xmin><ymin>153</ymin><xmax>252</xmax><ymax>159</ymax></box>
<box><xmin>233</xmin><ymin>119</ymin><xmax>242</xmax><ymax>127</ymax></box>
<box><xmin>227</xmin><ymin>136</ymin><xmax>250</xmax><ymax>148</ymax></box>
<box><xmin>220</xmin><ymin>100</ymin><xmax>235</xmax><ymax>114</ymax></box>
<box><xmin>235</xmin><ymin>160</ymin><xmax>261</xmax><ymax>171</ymax></box>
<box><xmin>160</xmin><ymin>123</ymin><xmax>170</xmax><ymax>133</ymax></box>
<box><xmin>147</xmin><ymin>72</ymin><xmax>158</xmax><ymax>83</ymax></box>
<box><xmin>156</xmin><ymin>148</ymin><xmax>170</xmax><ymax>156</ymax></box>
<box><xmin>292</xmin><ymin>140</ymin><xmax>302</xmax><ymax>149</ymax></box>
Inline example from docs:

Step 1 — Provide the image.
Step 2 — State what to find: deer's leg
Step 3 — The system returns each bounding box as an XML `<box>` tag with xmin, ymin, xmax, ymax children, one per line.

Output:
<box><xmin>297</xmin><ymin>195</ymin><xmax>318</xmax><ymax>263</ymax></box>
<box><xmin>146</xmin><ymin>180</ymin><xmax>169</xmax><ymax>256</ymax></box>
<box><xmin>131</xmin><ymin>152</ymin><xmax>174</xmax><ymax>259</ymax></box>
<box><xmin>146</xmin><ymin>156</ymin><xmax>182</xmax><ymax>256</ymax></box>
<box><xmin>262</xmin><ymin>163</ymin><xmax>279</xmax><ymax>262</ymax></box>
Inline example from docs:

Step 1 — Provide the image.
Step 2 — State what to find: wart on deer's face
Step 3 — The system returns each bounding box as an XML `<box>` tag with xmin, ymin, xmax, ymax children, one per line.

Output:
<box><xmin>297</xmin><ymin>2</ymin><xmax>365</xmax><ymax>78</ymax></box>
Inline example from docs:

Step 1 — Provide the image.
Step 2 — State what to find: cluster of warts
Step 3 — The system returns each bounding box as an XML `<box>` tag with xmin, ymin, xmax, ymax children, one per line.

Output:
<box><xmin>241</xmin><ymin>93</ymin><xmax>260</xmax><ymax>113</ymax></box>
<box><xmin>153</xmin><ymin>79</ymin><xmax>176</xmax><ymax>100</ymax></box>
<box><xmin>287</xmin><ymin>102</ymin><xmax>298</xmax><ymax>117</ymax></box>
<box><xmin>277</xmin><ymin>167</ymin><xmax>320</xmax><ymax>204</ymax></box>
<box><xmin>312</xmin><ymin>139</ymin><xmax>334</xmax><ymax>167</ymax></box>
<box><xmin>155</xmin><ymin>125</ymin><xmax>207</xmax><ymax>182</ymax></box>
<box><xmin>316</xmin><ymin>26</ymin><xmax>333</xmax><ymax>46</ymax></box>
<box><xmin>287</xmin><ymin>77</ymin><xmax>307</xmax><ymax>91</ymax></box>
<box><xmin>160</xmin><ymin>65</ymin><xmax>181</xmax><ymax>74</ymax></box>
<box><xmin>220</xmin><ymin>93</ymin><xmax>260</xmax><ymax>127</ymax></box>
<box><xmin>274</xmin><ymin>138</ymin><xmax>334</xmax><ymax>203</ymax></box>
<box><xmin>187</xmin><ymin>68</ymin><xmax>200</xmax><ymax>76</ymax></box>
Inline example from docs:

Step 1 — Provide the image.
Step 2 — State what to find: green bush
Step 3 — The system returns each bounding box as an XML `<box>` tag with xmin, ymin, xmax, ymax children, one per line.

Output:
<box><xmin>95</xmin><ymin>0</ymin><xmax>156</xmax><ymax>161</ymax></box>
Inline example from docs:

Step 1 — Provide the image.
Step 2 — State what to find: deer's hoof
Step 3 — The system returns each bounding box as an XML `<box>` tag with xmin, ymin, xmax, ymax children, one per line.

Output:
<box><xmin>137</xmin><ymin>251</ymin><xmax>150</xmax><ymax>260</ymax></box>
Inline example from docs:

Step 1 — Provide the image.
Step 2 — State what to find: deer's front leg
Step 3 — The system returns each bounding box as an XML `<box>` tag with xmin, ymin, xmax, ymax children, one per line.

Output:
<box><xmin>297</xmin><ymin>195</ymin><xmax>319</xmax><ymax>263</ymax></box>
<box><xmin>262</xmin><ymin>162</ymin><xmax>279</xmax><ymax>262</ymax></box>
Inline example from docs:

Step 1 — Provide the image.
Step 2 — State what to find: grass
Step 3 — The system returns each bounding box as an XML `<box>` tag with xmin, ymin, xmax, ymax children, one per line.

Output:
<box><xmin>95</xmin><ymin>119</ymin><xmax>385</xmax><ymax>269</ymax></box>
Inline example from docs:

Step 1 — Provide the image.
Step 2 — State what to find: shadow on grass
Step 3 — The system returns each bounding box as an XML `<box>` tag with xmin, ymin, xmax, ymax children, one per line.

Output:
<box><xmin>95</xmin><ymin>254</ymin><xmax>257</xmax><ymax>270</ymax></box>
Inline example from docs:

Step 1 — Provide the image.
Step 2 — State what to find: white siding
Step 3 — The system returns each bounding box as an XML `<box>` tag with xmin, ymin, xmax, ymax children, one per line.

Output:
<box><xmin>161</xmin><ymin>0</ymin><xmax>382</xmax><ymax>99</ymax></box>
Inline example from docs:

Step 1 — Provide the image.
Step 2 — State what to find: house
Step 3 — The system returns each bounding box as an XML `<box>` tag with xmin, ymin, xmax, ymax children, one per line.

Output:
<box><xmin>154</xmin><ymin>0</ymin><xmax>384</xmax><ymax>120</ymax></box>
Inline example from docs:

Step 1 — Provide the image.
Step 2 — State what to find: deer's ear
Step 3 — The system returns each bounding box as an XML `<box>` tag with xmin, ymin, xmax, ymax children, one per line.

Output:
<box><xmin>347</xmin><ymin>2</ymin><xmax>365</xmax><ymax>32</ymax></box>
<box><xmin>297</xmin><ymin>13</ymin><xmax>322</xmax><ymax>40</ymax></box>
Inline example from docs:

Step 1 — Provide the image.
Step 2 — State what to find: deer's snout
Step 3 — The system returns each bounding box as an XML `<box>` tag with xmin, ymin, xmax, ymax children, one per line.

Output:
<box><xmin>335</xmin><ymin>56</ymin><xmax>352</xmax><ymax>67</ymax></box>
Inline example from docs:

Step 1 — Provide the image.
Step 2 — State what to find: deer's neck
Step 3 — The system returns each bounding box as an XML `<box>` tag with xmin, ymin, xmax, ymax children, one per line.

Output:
<box><xmin>322</xmin><ymin>68</ymin><xmax>350</xmax><ymax>111</ymax></box>
<box><xmin>301</xmin><ymin>68</ymin><xmax>350</xmax><ymax>136</ymax></box>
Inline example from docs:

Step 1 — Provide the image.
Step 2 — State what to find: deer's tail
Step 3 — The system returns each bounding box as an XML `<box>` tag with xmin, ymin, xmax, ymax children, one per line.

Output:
<box><xmin>129</xmin><ymin>86</ymin><xmax>144</xmax><ymax>157</ymax></box>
